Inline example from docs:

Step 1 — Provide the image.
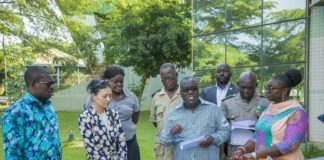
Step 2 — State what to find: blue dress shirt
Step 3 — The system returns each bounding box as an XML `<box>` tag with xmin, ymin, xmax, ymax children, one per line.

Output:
<box><xmin>160</xmin><ymin>98</ymin><xmax>230</xmax><ymax>160</ymax></box>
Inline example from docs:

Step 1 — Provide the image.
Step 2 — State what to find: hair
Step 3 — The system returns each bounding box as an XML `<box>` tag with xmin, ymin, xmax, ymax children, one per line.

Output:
<box><xmin>87</xmin><ymin>79</ymin><xmax>112</xmax><ymax>95</ymax></box>
<box><xmin>24</xmin><ymin>66</ymin><xmax>50</xmax><ymax>86</ymax></box>
<box><xmin>238</xmin><ymin>71</ymin><xmax>257</xmax><ymax>85</ymax></box>
<box><xmin>160</xmin><ymin>63</ymin><xmax>176</xmax><ymax>72</ymax></box>
<box><xmin>180</xmin><ymin>76</ymin><xmax>197</xmax><ymax>84</ymax></box>
<box><xmin>102</xmin><ymin>65</ymin><xmax>125</xmax><ymax>79</ymax></box>
<box><xmin>274</xmin><ymin>69</ymin><xmax>302</xmax><ymax>88</ymax></box>
<box><xmin>217</xmin><ymin>63</ymin><xmax>232</xmax><ymax>73</ymax></box>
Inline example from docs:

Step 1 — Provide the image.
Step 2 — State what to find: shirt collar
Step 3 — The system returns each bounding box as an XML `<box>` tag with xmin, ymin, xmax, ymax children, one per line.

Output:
<box><xmin>158</xmin><ymin>86</ymin><xmax>181</xmax><ymax>96</ymax></box>
<box><xmin>216</xmin><ymin>81</ymin><xmax>232</xmax><ymax>90</ymax></box>
<box><xmin>116</xmin><ymin>89</ymin><xmax>129</xmax><ymax>100</ymax></box>
<box><xmin>22</xmin><ymin>91</ymin><xmax>51</xmax><ymax>108</ymax></box>
<box><xmin>239</xmin><ymin>92</ymin><xmax>258</xmax><ymax>103</ymax></box>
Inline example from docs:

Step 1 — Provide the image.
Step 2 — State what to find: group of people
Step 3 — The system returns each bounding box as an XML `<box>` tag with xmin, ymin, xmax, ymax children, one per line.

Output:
<box><xmin>1</xmin><ymin>62</ymin><xmax>308</xmax><ymax>160</ymax></box>
<box><xmin>150</xmin><ymin>63</ymin><xmax>308</xmax><ymax>160</ymax></box>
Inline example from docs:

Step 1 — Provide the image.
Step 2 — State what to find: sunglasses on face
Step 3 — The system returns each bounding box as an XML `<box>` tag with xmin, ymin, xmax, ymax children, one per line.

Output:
<box><xmin>38</xmin><ymin>80</ymin><xmax>56</xmax><ymax>88</ymax></box>
<box><xmin>181</xmin><ymin>86</ymin><xmax>198</xmax><ymax>93</ymax></box>
<box><xmin>161</xmin><ymin>76</ymin><xmax>177</xmax><ymax>82</ymax></box>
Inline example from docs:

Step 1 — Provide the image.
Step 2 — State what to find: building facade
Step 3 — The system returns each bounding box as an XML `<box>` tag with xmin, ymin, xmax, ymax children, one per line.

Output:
<box><xmin>192</xmin><ymin>0</ymin><xmax>324</xmax><ymax>142</ymax></box>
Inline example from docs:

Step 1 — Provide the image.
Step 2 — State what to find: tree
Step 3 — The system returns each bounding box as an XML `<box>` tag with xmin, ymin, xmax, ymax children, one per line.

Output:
<box><xmin>96</xmin><ymin>0</ymin><xmax>192</xmax><ymax>101</ymax></box>
<box><xmin>56</xmin><ymin>0</ymin><xmax>113</xmax><ymax>73</ymax></box>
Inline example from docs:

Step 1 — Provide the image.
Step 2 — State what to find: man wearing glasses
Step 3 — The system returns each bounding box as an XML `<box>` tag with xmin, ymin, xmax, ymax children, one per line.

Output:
<box><xmin>2</xmin><ymin>66</ymin><xmax>62</xmax><ymax>159</ymax></box>
<box><xmin>160</xmin><ymin>77</ymin><xmax>230</xmax><ymax>160</ymax></box>
<box><xmin>150</xmin><ymin>63</ymin><xmax>182</xmax><ymax>160</ymax></box>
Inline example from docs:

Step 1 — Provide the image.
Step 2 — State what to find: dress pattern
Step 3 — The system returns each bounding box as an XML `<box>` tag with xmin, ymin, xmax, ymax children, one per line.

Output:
<box><xmin>79</xmin><ymin>106</ymin><xmax>127</xmax><ymax>160</ymax></box>
<box><xmin>252</xmin><ymin>100</ymin><xmax>308</xmax><ymax>160</ymax></box>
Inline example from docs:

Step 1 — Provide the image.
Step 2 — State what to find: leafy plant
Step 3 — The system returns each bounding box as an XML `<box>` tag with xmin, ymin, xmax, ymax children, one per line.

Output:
<box><xmin>303</xmin><ymin>143</ymin><xmax>324</xmax><ymax>159</ymax></box>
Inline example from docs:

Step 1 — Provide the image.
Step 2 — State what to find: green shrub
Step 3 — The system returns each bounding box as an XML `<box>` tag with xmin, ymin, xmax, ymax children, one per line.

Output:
<box><xmin>303</xmin><ymin>143</ymin><xmax>324</xmax><ymax>159</ymax></box>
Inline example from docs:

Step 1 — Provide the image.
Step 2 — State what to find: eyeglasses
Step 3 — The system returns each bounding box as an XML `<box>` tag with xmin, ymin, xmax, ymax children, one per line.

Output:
<box><xmin>181</xmin><ymin>86</ymin><xmax>198</xmax><ymax>93</ymax></box>
<box><xmin>38</xmin><ymin>80</ymin><xmax>56</xmax><ymax>88</ymax></box>
<box><xmin>265</xmin><ymin>85</ymin><xmax>285</xmax><ymax>91</ymax></box>
<box><xmin>161</xmin><ymin>76</ymin><xmax>177</xmax><ymax>82</ymax></box>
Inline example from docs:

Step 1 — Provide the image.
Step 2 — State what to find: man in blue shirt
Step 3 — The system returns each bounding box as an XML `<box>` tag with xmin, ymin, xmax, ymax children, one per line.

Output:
<box><xmin>160</xmin><ymin>77</ymin><xmax>230</xmax><ymax>160</ymax></box>
<box><xmin>2</xmin><ymin>66</ymin><xmax>62</xmax><ymax>159</ymax></box>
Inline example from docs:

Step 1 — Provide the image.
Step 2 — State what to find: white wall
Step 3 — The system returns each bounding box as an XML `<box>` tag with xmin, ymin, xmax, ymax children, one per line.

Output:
<box><xmin>309</xmin><ymin>6</ymin><xmax>324</xmax><ymax>142</ymax></box>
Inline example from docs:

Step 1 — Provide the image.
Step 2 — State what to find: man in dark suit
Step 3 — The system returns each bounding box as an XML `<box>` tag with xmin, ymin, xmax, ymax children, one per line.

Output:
<box><xmin>200</xmin><ymin>63</ymin><xmax>239</xmax><ymax>107</ymax></box>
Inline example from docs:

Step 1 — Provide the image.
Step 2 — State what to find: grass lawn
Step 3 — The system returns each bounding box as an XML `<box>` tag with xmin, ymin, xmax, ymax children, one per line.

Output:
<box><xmin>0</xmin><ymin>110</ymin><xmax>155</xmax><ymax>160</ymax></box>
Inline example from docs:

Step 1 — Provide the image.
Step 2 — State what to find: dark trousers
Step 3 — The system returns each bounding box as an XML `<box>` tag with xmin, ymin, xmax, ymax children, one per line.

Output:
<box><xmin>126</xmin><ymin>134</ymin><xmax>140</xmax><ymax>160</ymax></box>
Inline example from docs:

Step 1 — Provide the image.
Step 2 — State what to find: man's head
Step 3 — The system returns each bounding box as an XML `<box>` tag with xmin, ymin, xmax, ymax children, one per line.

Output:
<box><xmin>24</xmin><ymin>66</ymin><xmax>55</xmax><ymax>102</ymax></box>
<box><xmin>237</xmin><ymin>71</ymin><xmax>258</xmax><ymax>101</ymax></box>
<box><xmin>160</xmin><ymin>63</ymin><xmax>178</xmax><ymax>91</ymax></box>
<box><xmin>180</xmin><ymin>77</ymin><xmax>200</xmax><ymax>109</ymax></box>
<box><xmin>216</xmin><ymin>63</ymin><xmax>232</xmax><ymax>86</ymax></box>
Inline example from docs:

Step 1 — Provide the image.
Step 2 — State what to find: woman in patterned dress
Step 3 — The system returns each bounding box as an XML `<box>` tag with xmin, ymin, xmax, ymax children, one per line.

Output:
<box><xmin>79</xmin><ymin>80</ymin><xmax>127</xmax><ymax>160</ymax></box>
<box><xmin>233</xmin><ymin>69</ymin><xmax>308</xmax><ymax>160</ymax></box>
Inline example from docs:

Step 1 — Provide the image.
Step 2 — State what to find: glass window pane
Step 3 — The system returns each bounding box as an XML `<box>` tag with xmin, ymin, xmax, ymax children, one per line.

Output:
<box><xmin>226</xmin><ymin>27</ymin><xmax>262</xmax><ymax>67</ymax></box>
<box><xmin>262</xmin><ymin>20</ymin><xmax>305</xmax><ymax>65</ymax></box>
<box><xmin>263</xmin><ymin>0</ymin><xmax>306</xmax><ymax>24</ymax></box>
<box><xmin>194</xmin><ymin>69</ymin><xmax>217</xmax><ymax>89</ymax></box>
<box><xmin>193</xmin><ymin>0</ymin><xmax>225</xmax><ymax>35</ymax></box>
<box><xmin>226</xmin><ymin>0</ymin><xmax>262</xmax><ymax>30</ymax></box>
<box><xmin>260</xmin><ymin>64</ymin><xmax>305</xmax><ymax>103</ymax></box>
<box><xmin>193</xmin><ymin>34</ymin><xmax>225</xmax><ymax>71</ymax></box>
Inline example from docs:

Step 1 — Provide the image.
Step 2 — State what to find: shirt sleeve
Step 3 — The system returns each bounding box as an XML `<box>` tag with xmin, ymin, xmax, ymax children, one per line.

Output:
<box><xmin>160</xmin><ymin>111</ymin><xmax>175</xmax><ymax>147</ymax></box>
<box><xmin>132</xmin><ymin>92</ymin><xmax>140</xmax><ymax>112</ymax></box>
<box><xmin>149</xmin><ymin>97</ymin><xmax>157</xmax><ymax>123</ymax></box>
<box><xmin>220</xmin><ymin>102</ymin><xmax>228</xmax><ymax>119</ymax></box>
<box><xmin>2</xmin><ymin>108</ymin><xmax>25</xmax><ymax>159</ymax></box>
<box><xmin>113</xmin><ymin>111</ymin><xmax>128</xmax><ymax>159</ymax></box>
<box><xmin>275</xmin><ymin>109</ymin><xmax>308</xmax><ymax>154</ymax></box>
<box><xmin>211</xmin><ymin>107</ymin><xmax>231</xmax><ymax>145</ymax></box>
<box><xmin>79</xmin><ymin>112</ymin><xmax>113</xmax><ymax>159</ymax></box>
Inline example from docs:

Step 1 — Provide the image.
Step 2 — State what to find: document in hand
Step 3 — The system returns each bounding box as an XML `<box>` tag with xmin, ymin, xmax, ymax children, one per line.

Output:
<box><xmin>230</xmin><ymin>120</ymin><xmax>256</xmax><ymax>145</ymax></box>
<box><xmin>180</xmin><ymin>135</ymin><xmax>206</xmax><ymax>150</ymax></box>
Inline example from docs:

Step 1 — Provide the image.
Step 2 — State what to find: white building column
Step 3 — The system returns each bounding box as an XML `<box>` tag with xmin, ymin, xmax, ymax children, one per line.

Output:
<box><xmin>308</xmin><ymin>3</ymin><xmax>324</xmax><ymax>142</ymax></box>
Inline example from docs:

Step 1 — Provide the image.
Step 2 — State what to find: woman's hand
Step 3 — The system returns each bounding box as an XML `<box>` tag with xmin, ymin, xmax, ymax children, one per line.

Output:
<box><xmin>242</xmin><ymin>152</ymin><xmax>256</xmax><ymax>160</ymax></box>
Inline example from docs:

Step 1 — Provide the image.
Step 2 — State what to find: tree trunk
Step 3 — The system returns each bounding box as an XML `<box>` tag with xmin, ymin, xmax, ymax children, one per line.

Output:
<box><xmin>138</xmin><ymin>75</ymin><xmax>148</xmax><ymax>106</ymax></box>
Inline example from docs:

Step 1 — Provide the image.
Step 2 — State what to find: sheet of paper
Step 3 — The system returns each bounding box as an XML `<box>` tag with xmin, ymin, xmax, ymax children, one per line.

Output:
<box><xmin>231</xmin><ymin>120</ymin><xmax>256</xmax><ymax>130</ymax></box>
<box><xmin>180</xmin><ymin>135</ymin><xmax>205</xmax><ymax>150</ymax></box>
<box><xmin>230</xmin><ymin>120</ymin><xmax>256</xmax><ymax>145</ymax></box>
<box><xmin>230</xmin><ymin>128</ymin><xmax>254</xmax><ymax>145</ymax></box>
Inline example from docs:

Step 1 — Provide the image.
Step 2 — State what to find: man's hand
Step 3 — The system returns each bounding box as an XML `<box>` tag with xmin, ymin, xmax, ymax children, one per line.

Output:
<box><xmin>169</xmin><ymin>124</ymin><xmax>183</xmax><ymax>135</ymax></box>
<box><xmin>199</xmin><ymin>135</ymin><xmax>214</xmax><ymax>147</ymax></box>
<box><xmin>233</xmin><ymin>149</ymin><xmax>244</xmax><ymax>160</ymax></box>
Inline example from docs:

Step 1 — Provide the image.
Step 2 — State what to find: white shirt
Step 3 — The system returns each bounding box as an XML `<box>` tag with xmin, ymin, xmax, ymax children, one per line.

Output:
<box><xmin>216</xmin><ymin>81</ymin><xmax>231</xmax><ymax>106</ymax></box>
